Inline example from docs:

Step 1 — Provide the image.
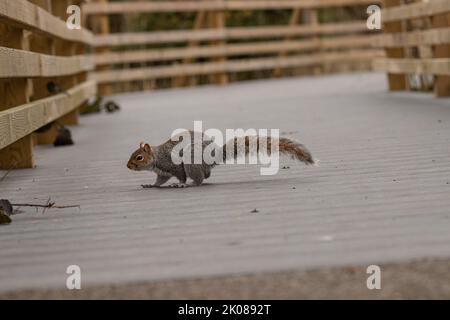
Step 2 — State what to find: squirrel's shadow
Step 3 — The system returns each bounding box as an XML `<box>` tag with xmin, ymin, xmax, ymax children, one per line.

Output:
<box><xmin>139</xmin><ymin>177</ymin><xmax>315</xmax><ymax>191</ymax></box>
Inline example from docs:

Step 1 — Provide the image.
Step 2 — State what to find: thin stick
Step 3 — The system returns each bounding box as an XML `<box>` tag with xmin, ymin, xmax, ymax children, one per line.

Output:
<box><xmin>0</xmin><ymin>161</ymin><xmax>17</xmax><ymax>183</ymax></box>
<box><xmin>0</xmin><ymin>169</ymin><xmax>11</xmax><ymax>183</ymax></box>
<box><xmin>11</xmin><ymin>203</ymin><xmax>80</xmax><ymax>209</ymax></box>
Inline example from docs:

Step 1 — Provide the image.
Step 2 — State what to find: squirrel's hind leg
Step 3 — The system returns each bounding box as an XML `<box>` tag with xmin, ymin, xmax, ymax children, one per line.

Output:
<box><xmin>168</xmin><ymin>170</ymin><xmax>189</xmax><ymax>188</ymax></box>
<box><xmin>142</xmin><ymin>175</ymin><xmax>171</xmax><ymax>188</ymax></box>
<box><xmin>184</xmin><ymin>164</ymin><xmax>205</xmax><ymax>186</ymax></box>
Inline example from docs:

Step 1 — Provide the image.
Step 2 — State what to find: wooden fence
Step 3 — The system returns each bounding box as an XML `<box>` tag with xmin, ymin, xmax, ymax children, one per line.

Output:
<box><xmin>2</xmin><ymin>1</ymin><xmax>447</xmax><ymax>171</ymax></box>
<box><xmin>373</xmin><ymin>0</ymin><xmax>450</xmax><ymax>97</ymax></box>
<box><xmin>83</xmin><ymin>0</ymin><xmax>384</xmax><ymax>94</ymax></box>
<box><xmin>0</xmin><ymin>0</ymin><xmax>96</xmax><ymax>169</ymax></box>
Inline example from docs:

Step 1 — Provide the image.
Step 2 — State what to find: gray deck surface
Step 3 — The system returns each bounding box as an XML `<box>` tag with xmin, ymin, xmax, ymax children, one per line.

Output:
<box><xmin>0</xmin><ymin>73</ymin><xmax>449</xmax><ymax>294</ymax></box>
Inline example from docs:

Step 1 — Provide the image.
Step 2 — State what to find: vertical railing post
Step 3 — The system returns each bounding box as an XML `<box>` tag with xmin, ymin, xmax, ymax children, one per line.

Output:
<box><xmin>273</xmin><ymin>8</ymin><xmax>301</xmax><ymax>78</ymax></box>
<box><xmin>91</xmin><ymin>0</ymin><xmax>112</xmax><ymax>96</ymax></box>
<box><xmin>28</xmin><ymin>0</ymin><xmax>60</xmax><ymax>145</ymax></box>
<box><xmin>431</xmin><ymin>11</ymin><xmax>450</xmax><ymax>97</ymax></box>
<box><xmin>383</xmin><ymin>0</ymin><xmax>407</xmax><ymax>91</ymax></box>
<box><xmin>304</xmin><ymin>8</ymin><xmax>321</xmax><ymax>76</ymax></box>
<box><xmin>53</xmin><ymin>0</ymin><xmax>80</xmax><ymax>125</ymax></box>
<box><xmin>208</xmin><ymin>8</ymin><xmax>228</xmax><ymax>85</ymax></box>
<box><xmin>0</xmin><ymin>22</ymin><xmax>34</xmax><ymax>169</ymax></box>
<box><xmin>173</xmin><ymin>10</ymin><xmax>206</xmax><ymax>88</ymax></box>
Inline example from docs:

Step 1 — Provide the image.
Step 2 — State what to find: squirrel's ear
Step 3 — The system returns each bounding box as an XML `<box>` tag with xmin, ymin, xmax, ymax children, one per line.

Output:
<box><xmin>143</xmin><ymin>143</ymin><xmax>153</xmax><ymax>154</ymax></box>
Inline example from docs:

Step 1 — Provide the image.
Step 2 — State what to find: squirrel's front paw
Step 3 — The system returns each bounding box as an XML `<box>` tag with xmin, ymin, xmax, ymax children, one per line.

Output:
<box><xmin>141</xmin><ymin>184</ymin><xmax>154</xmax><ymax>189</ymax></box>
<box><xmin>169</xmin><ymin>183</ymin><xmax>189</xmax><ymax>188</ymax></box>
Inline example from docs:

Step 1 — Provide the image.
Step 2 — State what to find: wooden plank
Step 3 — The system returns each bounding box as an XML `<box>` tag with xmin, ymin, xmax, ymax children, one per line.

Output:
<box><xmin>208</xmin><ymin>10</ymin><xmax>228</xmax><ymax>85</ymax></box>
<box><xmin>383</xmin><ymin>0</ymin><xmax>450</xmax><ymax>23</ymax></box>
<box><xmin>0</xmin><ymin>135</ymin><xmax>34</xmax><ymax>169</ymax></box>
<box><xmin>383</xmin><ymin>0</ymin><xmax>407</xmax><ymax>91</ymax></box>
<box><xmin>431</xmin><ymin>13</ymin><xmax>450</xmax><ymax>97</ymax></box>
<box><xmin>53</xmin><ymin>0</ymin><xmax>83</xmax><ymax>125</ymax></box>
<box><xmin>90</xmin><ymin>0</ymin><xmax>112</xmax><ymax>96</ymax></box>
<box><xmin>372</xmin><ymin>27</ymin><xmax>450</xmax><ymax>48</ymax></box>
<box><xmin>60</xmin><ymin>108</ymin><xmax>80</xmax><ymax>126</ymax></box>
<box><xmin>1</xmin><ymin>74</ymin><xmax>450</xmax><ymax>295</ymax></box>
<box><xmin>91</xmin><ymin>50</ymin><xmax>381</xmax><ymax>83</ymax></box>
<box><xmin>273</xmin><ymin>8</ymin><xmax>301</xmax><ymax>77</ymax></box>
<box><xmin>0</xmin><ymin>22</ymin><xmax>34</xmax><ymax>168</ymax></box>
<box><xmin>0</xmin><ymin>0</ymin><xmax>94</xmax><ymax>45</ymax></box>
<box><xmin>0</xmin><ymin>80</ymin><xmax>97</xmax><ymax>150</ymax></box>
<box><xmin>373</xmin><ymin>58</ymin><xmax>450</xmax><ymax>75</ymax></box>
<box><xmin>83</xmin><ymin>0</ymin><xmax>380</xmax><ymax>14</ymax></box>
<box><xmin>173</xmin><ymin>10</ymin><xmax>206</xmax><ymax>88</ymax></box>
<box><xmin>28</xmin><ymin>0</ymin><xmax>57</xmax><ymax>145</ymax></box>
<box><xmin>303</xmin><ymin>8</ymin><xmax>322</xmax><ymax>76</ymax></box>
<box><xmin>93</xmin><ymin>36</ymin><xmax>374</xmax><ymax>66</ymax></box>
<box><xmin>93</xmin><ymin>21</ymin><xmax>369</xmax><ymax>47</ymax></box>
<box><xmin>0</xmin><ymin>46</ymin><xmax>94</xmax><ymax>78</ymax></box>
<box><xmin>36</xmin><ymin>123</ymin><xmax>58</xmax><ymax>145</ymax></box>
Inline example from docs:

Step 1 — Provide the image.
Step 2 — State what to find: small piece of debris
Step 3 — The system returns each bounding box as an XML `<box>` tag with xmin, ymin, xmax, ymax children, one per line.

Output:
<box><xmin>0</xmin><ymin>199</ymin><xmax>13</xmax><ymax>215</ymax></box>
<box><xmin>282</xmin><ymin>166</ymin><xmax>290</xmax><ymax>170</ymax></box>
<box><xmin>0</xmin><ymin>199</ymin><xmax>13</xmax><ymax>225</ymax></box>
<box><xmin>54</xmin><ymin>126</ymin><xmax>74</xmax><ymax>147</ymax></box>
<box><xmin>438</xmin><ymin>120</ymin><xmax>442</xmax><ymax>123</ymax></box>
<box><xmin>0</xmin><ymin>209</ymin><xmax>11</xmax><ymax>225</ymax></box>
<box><xmin>344</xmin><ymin>266</ymin><xmax>360</xmax><ymax>274</ymax></box>
<box><xmin>319</xmin><ymin>235</ymin><xmax>334</xmax><ymax>242</ymax></box>
<box><xmin>250</xmin><ymin>209</ymin><xmax>259</xmax><ymax>213</ymax></box>
<box><xmin>292</xmin><ymin>187</ymin><xmax>296</xmax><ymax>189</ymax></box>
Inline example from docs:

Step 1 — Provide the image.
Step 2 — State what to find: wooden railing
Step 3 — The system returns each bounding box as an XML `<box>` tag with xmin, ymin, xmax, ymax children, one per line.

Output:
<box><xmin>0</xmin><ymin>0</ymin><xmax>96</xmax><ymax>169</ymax></box>
<box><xmin>83</xmin><ymin>0</ymin><xmax>384</xmax><ymax>94</ymax></box>
<box><xmin>373</xmin><ymin>0</ymin><xmax>450</xmax><ymax>97</ymax></box>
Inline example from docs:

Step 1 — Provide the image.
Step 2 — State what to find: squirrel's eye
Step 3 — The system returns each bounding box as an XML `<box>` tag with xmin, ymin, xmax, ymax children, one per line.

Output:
<box><xmin>136</xmin><ymin>155</ymin><xmax>144</xmax><ymax>161</ymax></box>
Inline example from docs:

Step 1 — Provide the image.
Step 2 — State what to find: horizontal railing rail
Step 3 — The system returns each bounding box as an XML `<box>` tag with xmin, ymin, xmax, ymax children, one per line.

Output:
<box><xmin>85</xmin><ymin>0</ymin><xmax>382</xmax><ymax>94</ymax></box>
<box><xmin>93</xmin><ymin>35</ymin><xmax>374</xmax><ymax>66</ymax></box>
<box><xmin>0</xmin><ymin>0</ymin><xmax>96</xmax><ymax>169</ymax></box>
<box><xmin>84</xmin><ymin>0</ymin><xmax>380</xmax><ymax>14</ymax></box>
<box><xmin>373</xmin><ymin>0</ymin><xmax>450</xmax><ymax>97</ymax></box>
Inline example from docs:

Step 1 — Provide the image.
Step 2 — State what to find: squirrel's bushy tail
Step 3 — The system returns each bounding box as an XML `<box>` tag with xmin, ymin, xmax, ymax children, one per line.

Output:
<box><xmin>222</xmin><ymin>136</ymin><xmax>315</xmax><ymax>165</ymax></box>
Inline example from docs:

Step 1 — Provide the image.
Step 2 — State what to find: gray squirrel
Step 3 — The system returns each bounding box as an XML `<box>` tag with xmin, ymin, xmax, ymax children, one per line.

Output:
<box><xmin>127</xmin><ymin>131</ymin><xmax>315</xmax><ymax>188</ymax></box>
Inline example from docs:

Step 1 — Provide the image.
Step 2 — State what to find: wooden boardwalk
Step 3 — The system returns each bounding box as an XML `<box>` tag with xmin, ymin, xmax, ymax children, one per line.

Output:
<box><xmin>1</xmin><ymin>73</ymin><xmax>450</xmax><ymax>295</ymax></box>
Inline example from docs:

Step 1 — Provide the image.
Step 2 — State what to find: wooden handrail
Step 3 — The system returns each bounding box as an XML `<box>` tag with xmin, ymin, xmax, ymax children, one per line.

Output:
<box><xmin>382</xmin><ymin>0</ymin><xmax>450</xmax><ymax>23</ymax></box>
<box><xmin>0</xmin><ymin>0</ymin><xmax>94</xmax><ymax>45</ymax></box>
<box><xmin>93</xmin><ymin>35</ymin><xmax>375</xmax><ymax>66</ymax></box>
<box><xmin>376</xmin><ymin>0</ymin><xmax>450</xmax><ymax>97</ymax></box>
<box><xmin>94</xmin><ymin>21</ymin><xmax>370</xmax><ymax>47</ymax></box>
<box><xmin>83</xmin><ymin>0</ymin><xmax>380</xmax><ymax>14</ymax></box>
<box><xmin>91</xmin><ymin>50</ymin><xmax>383</xmax><ymax>83</ymax></box>
<box><xmin>373</xmin><ymin>58</ymin><xmax>450</xmax><ymax>76</ymax></box>
<box><xmin>0</xmin><ymin>47</ymin><xmax>94</xmax><ymax>78</ymax></box>
<box><xmin>372</xmin><ymin>27</ymin><xmax>450</xmax><ymax>48</ymax></box>
<box><xmin>0</xmin><ymin>80</ymin><xmax>97</xmax><ymax>150</ymax></box>
<box><xmin>0</xmin><ymin>0</ymin><xmax>96</xmax><ymax>169</ymax></box>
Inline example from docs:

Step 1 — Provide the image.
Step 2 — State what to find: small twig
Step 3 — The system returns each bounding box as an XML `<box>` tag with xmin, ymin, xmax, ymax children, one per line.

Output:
<box><xmin>0</xmin><ymin>162</ymin><xmax>16</xmax><ymax>183</ymax></box>
<box><xmin>0</xmin><ymin>169</ymin><xmax>12</xmax><ymax>183</ymax></box>
<box><xmin>43</xmin><ymin>197</ymin><xmax>51</xmax><ymax>215</ymax></box>
<box><xmin>11</xmin><ymin>203</ymin><xmax>80</xmax><ymax>210</ymax></box>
